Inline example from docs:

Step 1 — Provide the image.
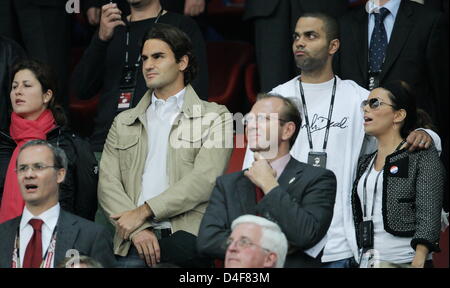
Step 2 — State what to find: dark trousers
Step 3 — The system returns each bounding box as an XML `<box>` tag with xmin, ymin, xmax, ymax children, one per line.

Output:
<box><xmin>116</xmin><ymin>230</ymin><xmax>213</xmax><ymax>268</ymax></box>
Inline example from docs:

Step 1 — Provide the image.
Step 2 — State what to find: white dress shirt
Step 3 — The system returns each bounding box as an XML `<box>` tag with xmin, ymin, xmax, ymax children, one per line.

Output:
<box><xmin>139</xmin><ymin>88</ymin><xmax>186</xmax><ymax>230</ymax></box>
<box><xmin>19</xmin><ymin>203</ymin><xmax>60</xmax><ymax>268</ymax></box>
<box><xmin>367</xmin><ymin>0</ymin><xmax>402</xmax><ymax>45</ymax></box>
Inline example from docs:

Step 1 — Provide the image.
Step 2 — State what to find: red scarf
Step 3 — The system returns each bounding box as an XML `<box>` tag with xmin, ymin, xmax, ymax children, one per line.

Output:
<box><xmin>0</xmin><ymin>110</ymin><xmax>56</xmax><ymax>223</ymax></box>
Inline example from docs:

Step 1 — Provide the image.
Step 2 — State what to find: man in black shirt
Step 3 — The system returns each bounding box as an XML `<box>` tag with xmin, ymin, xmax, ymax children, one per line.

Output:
<box><xmin>72</xmin><ymin>0</ymin><xmax>208</xmax><ymax>153</ymax></box>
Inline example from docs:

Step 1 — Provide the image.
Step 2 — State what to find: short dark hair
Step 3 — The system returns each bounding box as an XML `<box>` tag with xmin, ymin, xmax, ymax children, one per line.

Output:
<box><xmin>381</xmin><ymin>81</ymin><xmax>436</xmax><ymax>138</ymax></box>
<box><xmin>141</xmin><ymin>23</ymin><xmax>198</xmax><ymax>85</ymax></box>
<box><xmin>299</xmin><ymin>12</ymin><xmax>340</xmax><ymax>42</ymax></box>
<box><xmin>256</xmin><ymin>93</ymin><xmax>302</xmax><ymax>148</ymax></box>
<box><xmin>11</xmin><ymin>59</ymin><xmax>67</xmax><ymax>126</ymax></box>
<box><xmin>18</xmin><ymin>139</ymin><xmax>68</xmax><ymax>171</ymax></box>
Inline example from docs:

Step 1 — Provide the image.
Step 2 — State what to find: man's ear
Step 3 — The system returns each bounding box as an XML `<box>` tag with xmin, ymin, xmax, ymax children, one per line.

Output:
<box><xmin>56</xmin><ymin>168</ymin><xmax>66</xmax><ymax>184</ymax></box>
<box><xmin>282</xmin><ymin>122</ymin><xmax>296</xmax><ymax>142</ymax></box>
<box><xmin>263</xmin><ymin>252</ymin><xmax>278</xmax><ymax>268</ymax></box>
<box><xmin>178</xmin><ymin>55</ymin><xmax>189</xmax><ymax>72</ymax></box>
<box><xmin>329</xmin><ymin>39</ymin><xmax>340</xmax><ymax>56</ymax></box>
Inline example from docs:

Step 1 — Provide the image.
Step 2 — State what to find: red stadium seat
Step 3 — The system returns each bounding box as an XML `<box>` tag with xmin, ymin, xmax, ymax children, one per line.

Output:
<box><xmin>245</xmin><ymin>63</ymin><xmax>259</xmax><ymax>106</ymax></box>
<box><xmin>207</xmin><ymin>41</ymin><xmax>253</xmax><ymax>112</ymax></box>
<box><xmin>433</xmin><ymin>227</ymin><xmax>449</xmax><ymax>268</ymax></box>
<box><xmin>208</xmin><ymin>0</ymin><xmax>245</xmax><ymax>16</ymax></box>
<box><xmin>69</xmin><ymin>46</ymin><xmax>99</xmax><ymax>136</ymax></box>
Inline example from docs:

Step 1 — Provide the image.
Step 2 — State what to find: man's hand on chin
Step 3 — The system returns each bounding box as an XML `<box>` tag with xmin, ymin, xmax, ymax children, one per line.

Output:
<box><xmin>244</xmin><ymin>152</ymin><xmax>279</xmax><ymax>194</ymax></box>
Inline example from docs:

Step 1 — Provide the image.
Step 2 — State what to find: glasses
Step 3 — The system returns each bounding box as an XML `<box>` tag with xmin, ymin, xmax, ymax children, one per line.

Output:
<box><xmin>225</xmin><ymin>237</ymin><xmax>270</xmax><ymax>252</ymax></box>
<box><xmin>16</xmin><ymin>163</ymin><xmax>59</xmax><ymax>174</ymax></box>
<box><xmin>242</xmin><ymin>113</ymin><xmax>288</xmax><ymax>126</ymax></box>
<box><xmin>361</xmin><ymin>98</ymin><xmax>395</xmax><ymax>110</ymax></box>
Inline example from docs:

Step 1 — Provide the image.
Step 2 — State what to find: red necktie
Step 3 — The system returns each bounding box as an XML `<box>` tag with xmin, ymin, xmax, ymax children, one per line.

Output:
<box><xmin>23</xmin><ymin>219</ymin><xmax>44</xmax><ymax>268</ymax></box>
<box><xmin>255</xmin><ymin>186</ymin><xmax>265</xmax><ymax>203</ymax></box>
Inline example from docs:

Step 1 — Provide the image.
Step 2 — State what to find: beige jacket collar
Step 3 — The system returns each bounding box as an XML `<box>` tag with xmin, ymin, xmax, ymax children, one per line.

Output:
<box><xmin>122</xmin><ymin>84</ymin><xmax>205</xmax><ymax>126</ymax></box>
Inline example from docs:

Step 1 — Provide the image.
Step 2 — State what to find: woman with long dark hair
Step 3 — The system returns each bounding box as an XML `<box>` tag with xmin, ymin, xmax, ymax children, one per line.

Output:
<box><xmin>0</xmin><ymin>59</ymin><xmax>97</xmax><ymax>223</ymax></box>
<box><xmin>352</xmin><ymin>80</ymin><xmax>445</xmax><ymax>268</ymax></box>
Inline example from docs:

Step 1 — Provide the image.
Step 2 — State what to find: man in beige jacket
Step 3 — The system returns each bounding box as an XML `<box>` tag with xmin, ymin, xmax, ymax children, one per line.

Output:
<box><xmin>98</xmin><ymin>23</ymin><xmax>233</xmax><ymax>268</ymax></box>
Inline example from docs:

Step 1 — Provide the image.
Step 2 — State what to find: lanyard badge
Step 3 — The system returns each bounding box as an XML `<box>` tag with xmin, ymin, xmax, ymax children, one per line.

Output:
<box><xmin>368</xmin><ymin>72</ymin><xmax>380</xmax><ymax>91</ymax></box>
<box><xmin>307</xmin><ymin>151</ymin><xmax>327</xmax><ymax>169</ymax></box>
<box><xmin>118</xmin><ymin>64</ymin><xmax>138</xmax><ymax>111</ymax></box>
<box><xmin>117</xmin><ymin>9</ymin><xmax>163</xmax><ymax>112</ymax></box>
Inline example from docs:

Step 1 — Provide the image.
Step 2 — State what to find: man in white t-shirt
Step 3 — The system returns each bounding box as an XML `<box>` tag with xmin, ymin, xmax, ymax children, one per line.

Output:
<box><xmin>243</xmin><ymin>13</ymin><xmax>440</xmax><ymax>268</ymax></box>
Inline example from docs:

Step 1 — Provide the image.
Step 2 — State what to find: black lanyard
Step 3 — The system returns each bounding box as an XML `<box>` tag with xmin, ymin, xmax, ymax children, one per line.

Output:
<box><xmin>124</xmin><ymin>8</ymin><xmax>163</xmax><ymax>67</ymax></box>
<box><xmin>298</xmin><ymin>76</ymin><xmax>337</xmax><ymax>151</ymax></box>
<box><xmin>362</xmin><ymin>140</ymin><xmax>406</xmax><ymax>219</ymax></box>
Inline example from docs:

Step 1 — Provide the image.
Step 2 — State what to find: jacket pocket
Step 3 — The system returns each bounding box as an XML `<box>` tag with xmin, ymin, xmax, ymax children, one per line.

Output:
<box><xmin>176</xmin><ymin>134</ymin><xmax>203</xmax><ymax>163</ymax></box>
<box><xmin>114</xmin><ymin>136</ymin><xmax>140</xmax><ymax>171</ymax></box>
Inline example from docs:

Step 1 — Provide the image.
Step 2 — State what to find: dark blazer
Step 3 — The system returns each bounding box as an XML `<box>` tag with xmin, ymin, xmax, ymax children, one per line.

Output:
<box><xmin>351</xmin><ymin>146</ymin><xmax>445</xmax><ymax>253</ymax></box>
<box><xmin>197</xmin><ymin>158</ymin><xmax>337</xmax><ymax>267</ymax></box>
<box><xmin>0</xmin><ymin>209</ymin><xmax>116</xmax><ymax>268</ymax></box>
<box><xmin>336</xmin><ymin>0</ymin><xmax>448</xmax><ymax>134</ymax></box>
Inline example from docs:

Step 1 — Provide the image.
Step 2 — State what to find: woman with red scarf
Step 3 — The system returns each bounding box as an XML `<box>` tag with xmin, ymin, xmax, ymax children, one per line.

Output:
<box><xmin>0</xmin><ymin>59</ymin><xmax>96</xmax><ymax>223</ymax></box>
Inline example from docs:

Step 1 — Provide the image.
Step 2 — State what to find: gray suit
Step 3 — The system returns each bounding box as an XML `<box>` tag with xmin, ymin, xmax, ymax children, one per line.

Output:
<box><xmin>0</xmin><ymin>210</ymin><xmax>116</xmax><ymax>268</ymax></box>
<box><xmin>197</xmin><ymin>158</ymin><xmax>337</xmax><ymax>267</ymax></box>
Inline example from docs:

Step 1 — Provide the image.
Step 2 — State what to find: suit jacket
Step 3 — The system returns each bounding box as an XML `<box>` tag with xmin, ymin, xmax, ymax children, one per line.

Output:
<box><xmin>98</xmin><ymin>85</ymin><xmax>233</xmax><ymax>256</ymax></box>
<box><xmin>0</xmin><ymin>210</ymin><xmax>116</xmax><ymax>268</ymax></box>
<box><xmin>336</xmin><ymin>0</ymin><xmax>448</xmax><ymax>134</ymax></box>
<box><xmin>197</xmin><ymin>158</ymin><xmax>337</xmax><ymax>268</ymax></box>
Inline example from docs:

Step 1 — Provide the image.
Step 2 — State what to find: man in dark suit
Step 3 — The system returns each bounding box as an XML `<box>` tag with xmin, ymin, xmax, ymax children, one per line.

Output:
<box><xmin>197</xmin><ymin>93</ymin><xmax>337</xmax><ymax>268</ymax></box>
<box><xmin>244</xmin><ymin>0</ymin><xmax>349</xmax><ymax>92</ymax></box>
<box><xmin>336</xmin><ymin>0</ymin><xmax>448</xmax><ymax>173</ymax></box>
<box><xmin>0</xmin><ymin>140</ymin><xmax>115</xmax><ymax>268</ymax></box>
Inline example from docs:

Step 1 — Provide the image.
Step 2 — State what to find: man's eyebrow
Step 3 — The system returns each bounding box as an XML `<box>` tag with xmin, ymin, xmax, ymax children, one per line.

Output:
<box><xmin>141</xmin><ymin>51</ymin><xmax>165</xmax><ymax>58</ymax></box>
<box><xmin>151</xmin><ymin>52</ymin><xmax>165</xmax><ymax>57</ymax></box>
<box><xmin>293</xmin><ymin>30</ymin><xmax>318</xmax><ymax>36</ymax></box>
<box><xmin>303</xmin><ymin>30</ymin><xmax>318</xmax><ymax>35</ymax></box>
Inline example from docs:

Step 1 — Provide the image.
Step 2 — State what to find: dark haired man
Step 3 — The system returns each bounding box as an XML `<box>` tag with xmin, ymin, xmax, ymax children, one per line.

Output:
<box><xmin>243</xmin><ymin>14</ymin><xmax>440</xmax><ymax>268</ymax></box>
<box><xmin>244</xmin><ymin>0</ymin><xmax>349</xmax><ymax>92</ymax></box>
<box><xmin>198</xmin><ymin>93</ymin><xmax>337</xmax><ymax>267</ymax></box>
<box><xmin>98</xmin><ymin>24</ymin><xmax>232</xmax><ymax>268</ymax></box>
<box><xmin>71</xmin><ymin>0</ymin><xmax>208</xmax><ymax>154</ymax></box>
<box><xmin>0</xmin><ymin>140</ymin><xmax>115</xmax><ymax>268</ymax></box>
